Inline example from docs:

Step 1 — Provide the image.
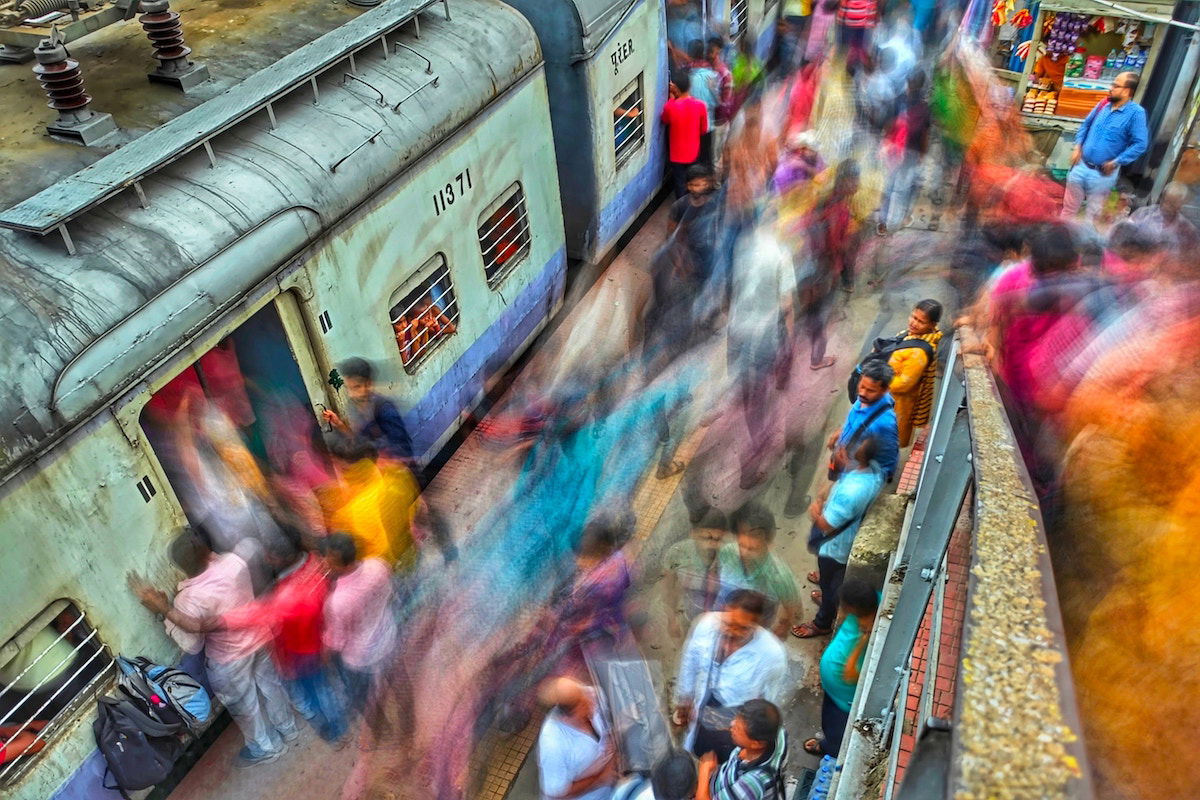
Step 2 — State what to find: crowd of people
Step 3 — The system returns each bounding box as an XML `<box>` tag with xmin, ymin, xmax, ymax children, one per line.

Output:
<box><xmin>112</xmin><ymin>0</ymin><xmax>1200</xmax><ymax>798</ymax></box>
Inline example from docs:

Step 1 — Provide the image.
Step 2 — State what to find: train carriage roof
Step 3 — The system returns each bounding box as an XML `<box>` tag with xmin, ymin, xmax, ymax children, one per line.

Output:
<box><xmin>0</xmin><ymin>0</ymin><xmax>542</xmax><ymax>479</ymax></box>
<box><xmin>572</xmin><ymin>0</ymin><xmax>641</xmax><ymax>54</ymax></box>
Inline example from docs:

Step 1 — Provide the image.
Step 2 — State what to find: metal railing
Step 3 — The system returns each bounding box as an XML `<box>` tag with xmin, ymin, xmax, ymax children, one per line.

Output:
<box><xmin>829</xmin><ymin>335</ymin><xmax>1093</xmax><ymax>800</ymax></box>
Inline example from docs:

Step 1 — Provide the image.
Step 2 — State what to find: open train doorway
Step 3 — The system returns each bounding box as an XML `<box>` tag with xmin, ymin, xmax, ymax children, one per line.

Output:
<box><xmin>138</xmin><ymin>300</ymin><xmax>331</xmax><ymax>569</ymax></box>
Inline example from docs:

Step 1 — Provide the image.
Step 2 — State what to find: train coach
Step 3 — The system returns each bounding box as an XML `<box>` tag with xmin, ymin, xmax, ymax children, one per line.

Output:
<box><xmin>0</xmin><ymin>0</ymin><xmax>565</xmax><ymax>796</ymax></box>
<box><xmin>504</xmin><ymin>0</ymin><xmax>669</xmax><ymax>264</ymax></box>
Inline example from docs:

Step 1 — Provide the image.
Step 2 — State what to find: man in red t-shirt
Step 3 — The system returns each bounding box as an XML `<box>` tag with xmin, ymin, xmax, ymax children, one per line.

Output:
<box><xmin>662</xmin><ymin>71</ymin><xmax>709</xmax><ymax>198</ymax></box>
<box><xmin>145</xmin><ymin>535</ymin><xmax>348</xmax><ymax>744</ymax></box>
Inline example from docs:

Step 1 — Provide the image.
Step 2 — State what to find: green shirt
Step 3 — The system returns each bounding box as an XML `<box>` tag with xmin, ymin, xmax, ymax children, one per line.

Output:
<box><xmin>820</xmin><ymin>615</ymin><xmax>865</xmax><ymax>711</ymax></box>
<box><xmin>716</xmin><ymin>542</ymin><xmax>801</xmax><ymax>622</ymax></box>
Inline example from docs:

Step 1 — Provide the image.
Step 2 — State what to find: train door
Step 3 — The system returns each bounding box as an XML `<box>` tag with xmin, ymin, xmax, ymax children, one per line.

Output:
<box><xmin>138</xmin><ymin>298</ymin><xmax>331</xmax><ymax>550</ymax></box>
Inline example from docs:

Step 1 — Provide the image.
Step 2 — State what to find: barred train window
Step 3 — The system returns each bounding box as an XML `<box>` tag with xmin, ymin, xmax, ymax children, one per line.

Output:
<box><xmin>477</xmin><ymin>183</ymin><xmax>531</xmax><ymax>288</ymax></box>
<box><xmin>0</xmin><ymin>602</ymin><xmax>114</xmax><ymax>785</ymax></box>
<box><xmin>731</xmin><ymin>0</ymin><xmax>749</xmax><ymax>37</ymax></box>
<box><xmin>614</xmin><ymin>75</ymin><xmax>646</xmax><ymax>170</ymax></box>
<box><xmin>389</xmin><ymin>253</ymin><xmax>459</xmax><ymax>373</ymax></box>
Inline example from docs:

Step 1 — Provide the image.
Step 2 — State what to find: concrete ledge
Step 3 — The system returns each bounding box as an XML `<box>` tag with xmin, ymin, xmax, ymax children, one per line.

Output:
<box><xmin>953</xmin><ymin>351</ymin><xmax>1091</xmax><ymax>799</ymax></box>
<box><xmin>847</xmin><ymin>493</ymin><xmax>911</xmax><ymax>590</ymax></box>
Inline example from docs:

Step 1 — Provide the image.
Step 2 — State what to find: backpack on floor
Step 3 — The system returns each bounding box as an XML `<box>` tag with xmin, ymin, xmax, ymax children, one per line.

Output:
<box><xmin>116</xmin><ymin>655</ymin><xmax>212</xmax><ymax>733</ymax></box>
<box><xmin>847</xmin><ymin>333</ymin><xmax>934</xmax><ymax>402</ymax></box>
<box><xmin>94</xmin><ymin>695</ymin><xmax>184</xmax><ymax>799</ymax></box>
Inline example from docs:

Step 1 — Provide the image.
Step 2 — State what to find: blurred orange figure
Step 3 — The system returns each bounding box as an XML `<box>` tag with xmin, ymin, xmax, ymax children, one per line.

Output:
<box><xmin>322</xmin><ymin>437</ymin><xmax>420</xmax><ymax>570</ymax></box>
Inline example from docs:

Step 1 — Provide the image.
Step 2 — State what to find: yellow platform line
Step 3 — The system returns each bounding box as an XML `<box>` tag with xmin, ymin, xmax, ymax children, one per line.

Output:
<box><xmin>472</xmin><ymin>423</ymin><xmax>708</xmax><ymax>800</ymax></box>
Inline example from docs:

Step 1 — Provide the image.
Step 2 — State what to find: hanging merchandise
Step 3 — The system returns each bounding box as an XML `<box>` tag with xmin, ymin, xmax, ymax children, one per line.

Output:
<box><xmin>1042</xmin><ymin>11</ymin><xmax>1088</xmax><ymax>57</ymax></box>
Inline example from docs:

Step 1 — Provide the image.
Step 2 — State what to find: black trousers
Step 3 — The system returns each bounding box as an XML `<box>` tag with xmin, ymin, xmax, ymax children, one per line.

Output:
<box><xmin>670</xmin><ymin>161</ymin><xmax>693</xmax><ymax>198</ymax></box>
<box><xmin>814</xmin><ymin>556</ymin><xmax>847</xmax><ymax>630</ymax></box>
<box><xmin>821</xmin><ymin>690</ymin><xmax>851</xmax><ymax>756</ymax></box>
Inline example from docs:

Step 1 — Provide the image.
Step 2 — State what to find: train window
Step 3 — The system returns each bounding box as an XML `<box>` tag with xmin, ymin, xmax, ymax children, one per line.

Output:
<box><xmin>0</xmin><ymin>602</ymin><xmax>114</xmax><ymax>786</ymax></box>
<box><xmin>389</xmin><ymin>253</ymin><xmax>460</xmax><ymax>372</ymax></box>
<box><xmin>730</xmin><ymin>0</ymin><xmax>749</xmax><ymax>38</ymax></box>
<box><xmin>477</xmin><ymin>183</ymin><xmax>531</xmax><ymax>288</ymax></box>
<box><xmin>614</xmin><ymin>75</ymin><xmax>646</xmax><ymax>170</ymax></box>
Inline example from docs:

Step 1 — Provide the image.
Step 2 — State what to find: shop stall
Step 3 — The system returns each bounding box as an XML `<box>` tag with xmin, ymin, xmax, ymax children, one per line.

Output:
<box><xmin>985</xmin><ymin>0</ymin><xmax>1173</xmax><ymax>167</ymax></box>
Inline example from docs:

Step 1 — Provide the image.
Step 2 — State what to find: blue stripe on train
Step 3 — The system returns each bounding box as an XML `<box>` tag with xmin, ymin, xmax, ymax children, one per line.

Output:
<box><xmin>756</xmin><ymin>16</ymin><xmax>776</xmax><ymax>62</ymax></box>
<box><xmin>405</xmin><ymin>245</ymin><xmax>567</xmax><ymax>460</ymax></box>
<box><xmin>595</xmin><ymin>21</ymin><xmax>669</xmax><ymax>253</ymax></box>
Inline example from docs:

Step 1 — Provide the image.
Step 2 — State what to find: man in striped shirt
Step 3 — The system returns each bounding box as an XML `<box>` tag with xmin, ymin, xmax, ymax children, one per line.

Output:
<box><xmin>696</xmin><ymin>700</ymin><xmax>788</xmax><ymax>800</ymax></box>
<box><xmin>837</xmin><ymin>0</ymin><xmax>877</xmax><ymax>72</ymax></box>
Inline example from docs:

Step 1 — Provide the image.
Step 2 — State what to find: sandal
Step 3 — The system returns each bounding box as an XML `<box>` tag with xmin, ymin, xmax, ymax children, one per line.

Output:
<box><xmin>803</xmin><ymin>737</ymin><xmax>825</xmax><ymax>756</ymax></box>
<box><xmin>791</xmin><ymin>622</ymin><xmax>832</xmax><ymax>639</ymax></box>
<box><xmin>656</xmin><ymin>460</ymin><xmax>685</xmax><ymax>479</ymax></box>
<box><xmin>809</xmin><ymin>357</ymin><xmax>836</xmax><ymax>371</ymax></box>
<box><xmin>810</xmin><ymin>589</ymin><xmax>822</xmax><ymax>605</ymax></box>
<box><xmin>806</xmin><ymin>570</ymin><xmax>819</xmax><ymax>584</ymax></box>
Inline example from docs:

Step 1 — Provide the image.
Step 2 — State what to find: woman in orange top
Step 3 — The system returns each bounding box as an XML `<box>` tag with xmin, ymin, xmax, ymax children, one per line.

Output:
<box><xmin>888</xmin><ymin>300</ymin><xmax>943</xmax><ymax>447</ymax></box>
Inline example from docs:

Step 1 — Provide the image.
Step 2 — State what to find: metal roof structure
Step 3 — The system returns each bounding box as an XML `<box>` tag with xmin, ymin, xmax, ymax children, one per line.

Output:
<box><xmin>0</xmin><ymin>0</ymin><xmax>449</xmax><ymax>237</ymax></box>
<box><xmin>0</xmin><ymin>0</ymin><xmax>541</xmax><ymax>479</ymax></box>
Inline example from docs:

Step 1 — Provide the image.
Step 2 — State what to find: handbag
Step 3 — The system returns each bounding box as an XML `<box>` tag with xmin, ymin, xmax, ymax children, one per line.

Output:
<box><xmin>806</xmin><ymin>513</ymin><xmax>864</xmax><ymax>555</ymax></box>
<box><xmin>690</xmin><ymin>633</ymin><xmax>736</xmax><ymax>761</ymax></box>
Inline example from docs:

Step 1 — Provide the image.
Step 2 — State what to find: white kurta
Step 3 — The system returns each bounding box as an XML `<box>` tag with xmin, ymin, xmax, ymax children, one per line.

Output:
<box><xmin>537</xmin><ymin>688</ymin><xmax>614</xmax><ymax>800</ymax></box>
<box><xmin>673</xmin><ymin>612</ymin><xmax>790</xmax><ymax>750</ymax></box>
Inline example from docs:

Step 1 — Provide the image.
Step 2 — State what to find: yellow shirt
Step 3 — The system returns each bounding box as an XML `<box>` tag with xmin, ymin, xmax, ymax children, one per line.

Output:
<box><xmin>329</xmin><ymin>461</ymin><xmax>419</xmax><ymax>569</ymax></box>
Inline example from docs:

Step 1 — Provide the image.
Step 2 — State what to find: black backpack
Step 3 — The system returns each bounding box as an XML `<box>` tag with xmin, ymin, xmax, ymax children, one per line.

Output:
<box><xmin>94</xmin><ymin>696</ymin><xmax>184</xmax><ymax>799</ymax></box>
<box><xmin>847</xmin><ymin>333</ymin><xmax>934</xmax><ymax>402</ymax></box>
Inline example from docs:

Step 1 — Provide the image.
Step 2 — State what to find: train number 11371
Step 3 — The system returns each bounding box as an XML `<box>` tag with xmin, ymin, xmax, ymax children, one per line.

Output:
<box><xmin>432</xmin><ymin>168</ymin><xmax>473</xmax><ymax>216</ymax></box>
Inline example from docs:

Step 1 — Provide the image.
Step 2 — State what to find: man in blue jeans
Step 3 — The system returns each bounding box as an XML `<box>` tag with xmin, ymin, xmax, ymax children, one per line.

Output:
<box><xmin>1062</xmin><ymin>71</ymin><xmax>1148</xmax><ymax>223</ymax></box>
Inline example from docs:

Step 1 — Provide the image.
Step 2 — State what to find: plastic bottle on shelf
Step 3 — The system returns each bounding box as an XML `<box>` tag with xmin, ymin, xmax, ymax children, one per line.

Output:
<box><xmin>1104</xmin><ymin>49</ymin><xmax>1118</xmax><ymax>78</ymax></box>
<box><xmin>1135</xmin><ymin>48</ymin><xmax>1148</xmax><ymax>72</ymax></box>
<box><xmin>1065</xmin><ymin>49</ymin><xmax>1085</xmax><ymax>78</ymax></box>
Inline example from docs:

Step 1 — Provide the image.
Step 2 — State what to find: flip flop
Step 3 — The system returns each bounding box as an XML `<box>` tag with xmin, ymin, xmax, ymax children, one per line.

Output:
<box><xmin>807</xmin><ymin>570</ymin><xmax>819</xmax><ymax>584</ymax></box>
<box><xmin>810</xmin><ymin>589</ymin><xmax>822</xmax><ymax>605</ymax></box>
<box><xmin>791</xmin><ymin>622</ymin><xmax>832</xmax><ymax>639</ymax></box>
<box><xmin>803</xmin><ymin>737</ymin><xmax>824</xmax><ymax>756</ymax></box>
<box><xmin>809</xmin><ymin>357</ymin><xmax>836</xmax><ymax>371</ymax></box>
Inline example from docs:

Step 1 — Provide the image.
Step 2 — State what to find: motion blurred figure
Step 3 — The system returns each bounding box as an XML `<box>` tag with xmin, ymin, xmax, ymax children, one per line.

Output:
<box><xmin>324</xmin><ymin>437</ymin><xmax>419</xmax><ymax>568</ymax></box>
<box><xmin>537</xmin><ymin>677</ymin><xmax>617</xmax><ymax>800</ymax></box>
<box><xmin>662</xmin><ymin>510</ymin><xmax>729</xmax><ymax>641</ymax></box>
<box><xmin>320</xmin><ymin>533</ymin><xmax>397</xmax><ymax>715</ymax></box>
<box><xmin>718</xmin><ymin>503</ymin><xmax>802</xmax><ymax>638</ymax></box>
<box><xmin>324</xmin><ymin>357</ymin><xmax>414</xmax><ymax>465</ymax></box>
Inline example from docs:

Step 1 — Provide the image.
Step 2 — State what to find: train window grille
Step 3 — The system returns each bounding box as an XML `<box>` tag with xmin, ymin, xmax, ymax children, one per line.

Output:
<box><xmin>477</xmin><ymin>183</ymin><xmax>531</xmax><ymax>288</ymax></box>
<box><xmin>614</xmin><ymin>75</ymin><xmax>646</xmax><ymax>170</ymax></box>
<box><xmin>731</xmin><ymin>0</ymin><xmax>750</xmax><ymax>37</ymax></box>
<box><xmin>389</xmin><ymin>253</ymin><xmax>460</xmax><ymax>373</ymax></box>
<box><xmin>0</xmin><ymin>601</ymin><xmax>115</xmax><ymax>786</ymax></box>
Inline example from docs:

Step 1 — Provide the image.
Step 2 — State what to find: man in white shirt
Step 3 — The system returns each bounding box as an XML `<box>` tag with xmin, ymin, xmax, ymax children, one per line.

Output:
<box><xmin>672</xmin><ymin>590</ymin><xmax>788</xmax><ymax>762</ymax></box>
<box><xmin>537</xmin><ymin>677</ymin><xmax>617</xmax><ymax>800</ymax></box>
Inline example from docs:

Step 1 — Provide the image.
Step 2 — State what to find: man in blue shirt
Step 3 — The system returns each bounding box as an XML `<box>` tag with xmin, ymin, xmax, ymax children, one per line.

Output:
<box><xmin>792</xmin><ymin>437</ymin><xmax>886</xmax><ymax>638</ymax></box>
<box><xmin>1062</xmin><ymin>71</ymin><xmax>1149</xmax><ymax>223</ymax></box>
<box><xmin>828</xmin><ymin>360</ymin><xmax>899</xmax><ymax>482</ymax></box>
